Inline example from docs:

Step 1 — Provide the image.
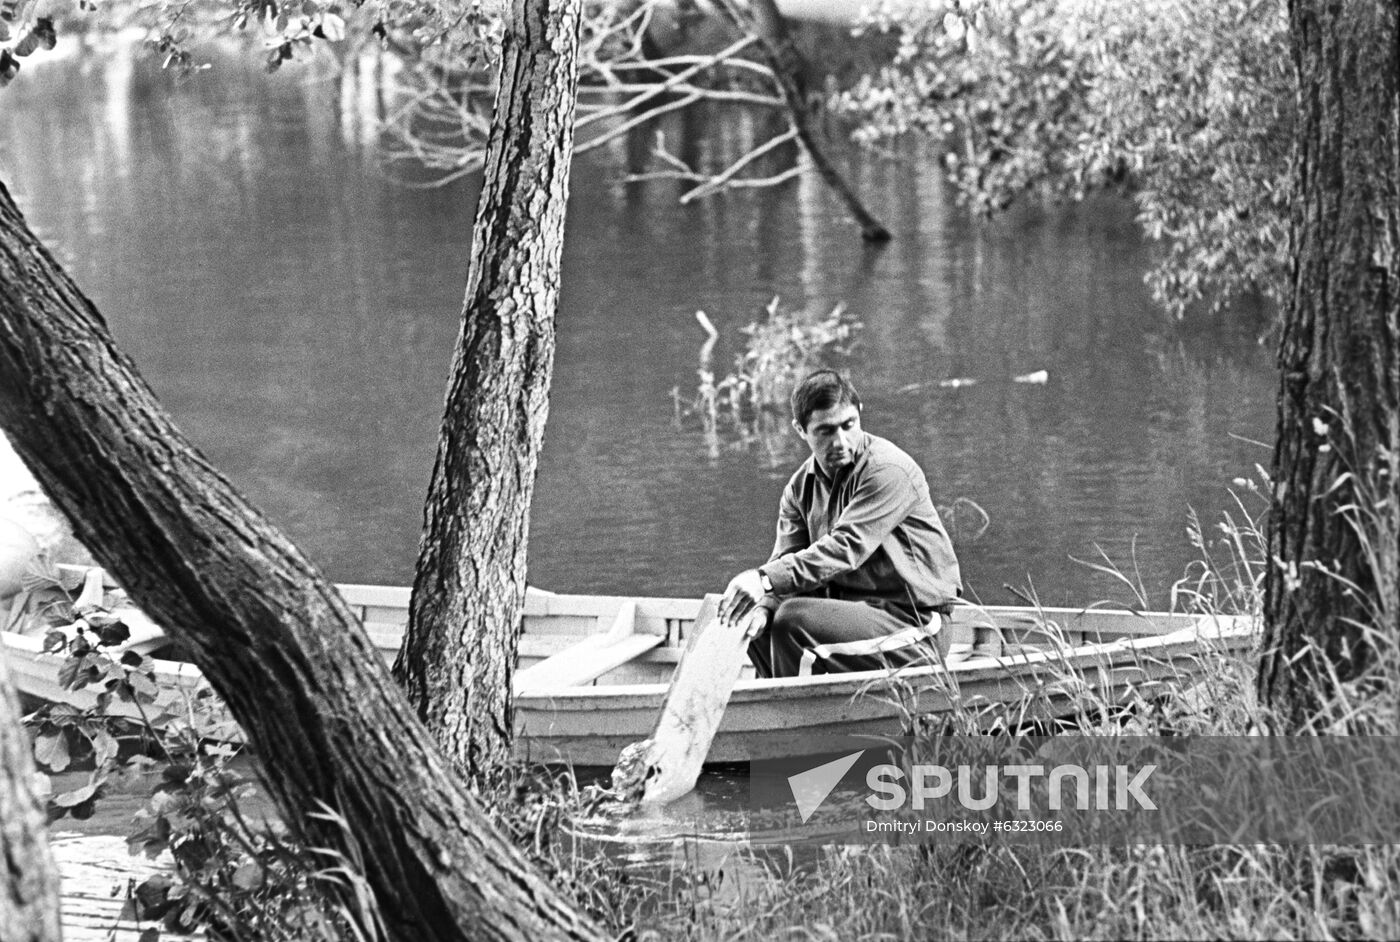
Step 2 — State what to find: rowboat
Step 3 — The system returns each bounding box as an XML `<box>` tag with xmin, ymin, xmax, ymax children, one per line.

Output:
<box><xmin>1</xmin><ymin>570</ymin><xmax>1254</xmax><ymax>767</ymax></box>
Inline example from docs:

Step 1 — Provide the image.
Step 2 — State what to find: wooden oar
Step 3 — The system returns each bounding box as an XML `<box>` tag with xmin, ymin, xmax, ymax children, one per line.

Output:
<box><xmin>611</xmin><ymin>593</ymin><xmax>762</xmax><ymax>804</ymax></box>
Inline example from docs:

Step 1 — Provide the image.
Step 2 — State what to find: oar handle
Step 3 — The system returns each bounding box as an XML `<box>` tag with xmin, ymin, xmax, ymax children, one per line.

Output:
<box><xmin>73</xmin><ymin>567</ymin><xmax>106</xmax><ymax>613</ymax></box>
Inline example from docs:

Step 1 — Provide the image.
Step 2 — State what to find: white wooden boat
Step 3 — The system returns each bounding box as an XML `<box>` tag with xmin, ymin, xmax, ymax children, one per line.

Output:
<box><xmin>1</xmin><ymin>572</ymin><xmax>1255</xmax><ymax>767</ymax></box>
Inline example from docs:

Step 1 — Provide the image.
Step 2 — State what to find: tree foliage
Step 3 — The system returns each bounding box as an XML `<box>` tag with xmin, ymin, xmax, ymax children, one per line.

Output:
<box><xmin>837</xmin><ymin>0</ymin><xmax>1293</xmax><ymax>318</ymax></box>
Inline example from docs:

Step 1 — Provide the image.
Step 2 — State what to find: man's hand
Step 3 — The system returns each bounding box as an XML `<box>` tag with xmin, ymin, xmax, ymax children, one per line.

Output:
<box><xmin>719</xmin><ymin>569</ymin><xmax>767</xmax><ymax>627</ymax></box>
<box><xmin>741</xmin><ymin>604</ymin><xmax>772</xmax><ymax>639</ymax></box>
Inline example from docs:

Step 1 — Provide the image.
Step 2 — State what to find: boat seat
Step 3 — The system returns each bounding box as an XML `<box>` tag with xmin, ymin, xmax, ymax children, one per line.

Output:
<box><xmin>514</xmin><ymin>601</ymin><xmax>662</xmax><ymax>694</ymax></box>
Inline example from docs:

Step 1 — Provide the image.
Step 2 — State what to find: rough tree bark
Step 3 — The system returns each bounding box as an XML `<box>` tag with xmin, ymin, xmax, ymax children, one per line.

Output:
<box><xmin>391</xmin><ymin>0</ymin><xmax>581</xmax><ymax>785</ymax></box>
<box><xmin>716</xmin><ymin>0</ymin><xmax>892</xmax><ymax>242</ymax></box>
<box><xmin>0</xmin><ymin>187</ymin><xmax>602</xmax><ymax>942</ymax></box>
<box><xmin>1258</xmin><ymin>0</ymin><xmax>1400</xmax><ymax>729</ymax></box>
<box><xmin>0</xmin><ymin>658</ymin><xmax>62</xmax><ymax>942</ymax></box>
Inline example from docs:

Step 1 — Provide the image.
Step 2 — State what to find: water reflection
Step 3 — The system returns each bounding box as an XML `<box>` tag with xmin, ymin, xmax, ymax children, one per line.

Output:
<box><xmin>0</xmin><ymin>40</ymin><xmax>1275</xmax><ymax>610</ymax></box>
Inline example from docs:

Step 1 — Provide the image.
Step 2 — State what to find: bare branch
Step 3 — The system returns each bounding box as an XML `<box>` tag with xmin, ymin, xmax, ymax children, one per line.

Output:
<box><xmin>576</xmin><ymin>90</ymin><xmax>705</xmax><ymax>154</ymax></box>
<box><xmin>597</xmin><ymin>53</ymin><xmax>774</xmax><ymax>79</ymax></box>
<box><xmin>680</xmin><ymin>127</ymin><xmax>801</xmax><ymax>201</ymax></box>
<box><xmin>575</xmin><ymin>34</ymin><xmax>758</xmax><ymax>130</ymax></box>
<box><xmin>576</xmin><ymin>83</ymin><xmax>781</xmax><ymax>107</ymax></box>
<box><xmin>580</xmin><ymin>0</ymin><xmax>657</xmax><ymax>63</ymax></box>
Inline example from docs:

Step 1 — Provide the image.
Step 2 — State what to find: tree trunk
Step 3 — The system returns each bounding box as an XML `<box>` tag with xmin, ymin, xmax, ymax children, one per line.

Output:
<box><xmin>1259</xmin><ymin>0</ymin><xmax>1400</xmax><ymax>729</ymax></box>
<box><xmin>717</xmin><ymin>0</ymin><xmax>892</xmax><ymax>242</ymax></box>
<box><xmin>391</xmin><ymin>0</ymin><xmax>582</xmax><ymax>786</ymax></box>
<box><xmin>0</xmin><ymin>658</ymin><xmax>62</xmax><ymax>942</ymax></box>
<box><xmin>0</xmin><ymin>185</ymin><xmax>601</xmax><ymax>941</ymax></box>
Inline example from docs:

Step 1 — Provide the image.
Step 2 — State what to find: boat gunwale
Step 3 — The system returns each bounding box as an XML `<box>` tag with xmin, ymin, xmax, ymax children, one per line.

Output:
<box><xmin>513</xmin><ymin>613</ymin><xmax>1256</xmax><ymax>705</ymax></box>
<box><xmin>3</xmin><ymin>584</ymin><xmax>1257</xmax><ymax>704</ymax></box>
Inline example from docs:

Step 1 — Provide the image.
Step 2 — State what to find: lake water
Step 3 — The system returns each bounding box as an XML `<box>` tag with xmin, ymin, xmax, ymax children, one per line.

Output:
<box><xmin>0</xmin><ymin>38</ymin><xmax>1277</xmax><ymax>611</ymax></box>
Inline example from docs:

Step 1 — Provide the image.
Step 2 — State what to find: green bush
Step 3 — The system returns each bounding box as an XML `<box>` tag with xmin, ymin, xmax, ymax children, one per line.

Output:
<box><xmin>835</xmin><ymin>0</ymin><xmax>1293</xmax><ymax>319</ymax></box>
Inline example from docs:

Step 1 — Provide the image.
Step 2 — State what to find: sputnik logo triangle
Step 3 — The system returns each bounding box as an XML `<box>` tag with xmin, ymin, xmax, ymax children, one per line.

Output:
<box><xmin>787</xmin><ymin>750</ymin><xmax>865</xmax><ymax>823</ymax></box>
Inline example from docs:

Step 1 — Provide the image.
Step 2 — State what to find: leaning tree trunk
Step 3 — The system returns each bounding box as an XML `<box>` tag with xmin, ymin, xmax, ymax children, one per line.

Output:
<box><xmin>0</xmin><ymin>658</ymin><xmax>62</xmax><ymax>942</ymax></box>
<box><xmin>716</xmin><ymin>0</ymin><xmax>891</xmax><ymax>242</ymax></box>
<box><xmin>1258</xmin><ymin>0</ymin><xmax>1400</xmax><ymax>730</ymax></box>
<box><xmin>0</xmin><ymin>183</ymin><xmax>602</xmax><ymax>941</ymax></box>
<box><xmin>391</xmin><ymin>0</ymin><xmax>582</xmax><ymax>786</ymax></box>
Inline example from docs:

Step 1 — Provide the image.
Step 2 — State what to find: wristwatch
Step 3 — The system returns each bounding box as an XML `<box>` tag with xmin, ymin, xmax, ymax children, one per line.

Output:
<box><xmin>758</xmin><ymin>569</ymin><xmax>773</xmax><ymax>594</ymax></box>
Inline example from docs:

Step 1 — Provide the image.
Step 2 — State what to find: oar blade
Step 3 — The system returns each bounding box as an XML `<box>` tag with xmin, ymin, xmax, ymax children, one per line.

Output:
<box><xmin>611</xmin><ymin>594</ymin><xmax>757</xmax><ymax>804</ymax></box>
<box><xmin>640</xmin><ymin>615</ymin><xmax>752</xmax><ymax>804</ymax></box>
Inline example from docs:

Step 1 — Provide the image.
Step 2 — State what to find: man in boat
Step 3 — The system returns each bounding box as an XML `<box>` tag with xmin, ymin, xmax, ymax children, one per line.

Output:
<box><xmin>719</xmin><ymin>369</ymin><xmax>962</xmax><ymax>677</ymax></box>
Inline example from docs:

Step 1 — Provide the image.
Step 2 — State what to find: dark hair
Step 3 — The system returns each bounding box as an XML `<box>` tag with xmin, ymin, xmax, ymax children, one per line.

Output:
<box><xmin>791</xmin><ymin>369</ymin><xmax>861</xmax><ymax>430</ymax></box>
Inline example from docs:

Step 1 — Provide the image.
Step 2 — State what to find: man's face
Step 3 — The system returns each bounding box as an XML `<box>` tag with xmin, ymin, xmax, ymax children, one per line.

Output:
<box><xmin>795</xmin><ymin>402</ymin><xmax>862</xmax><ymax>475</ymax></box>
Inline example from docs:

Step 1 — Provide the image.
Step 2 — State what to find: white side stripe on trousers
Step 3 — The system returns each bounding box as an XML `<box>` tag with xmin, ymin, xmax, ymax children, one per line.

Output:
<box><xmin>796</xmin><ymin>624</ymin><xmax>930</xmax><ymax>677</ymax></box>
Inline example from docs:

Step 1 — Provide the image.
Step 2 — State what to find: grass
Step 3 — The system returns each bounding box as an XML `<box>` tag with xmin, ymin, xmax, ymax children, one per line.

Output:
<box><xmin>619</xmin><ymin>843</ymin><xmax>1399</xmax><ymax>940</ymax></box>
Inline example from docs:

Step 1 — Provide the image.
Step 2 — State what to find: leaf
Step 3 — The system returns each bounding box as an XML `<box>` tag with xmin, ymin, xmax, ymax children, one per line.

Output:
<box><xmin>171</xmin><ymin>901</ymin><xmax>200</xmax><ymax>932</ymax></box>
<box><xmin>133</xmin><ymin>874</ymin><xmax>173</xmax><ymax>917</ymax></box>
<box><xmin>232</xmin><ymin>861</ymin><xmax>264</xmax><ymax>890</ymax></box>
<box><xmin>162</xmin><ymin>761</ymin><xmax>194</xmax><ymax>784</ymax></box>
<box><xmin>95</xmin><ymin>620</ymin><xmax>131</xmax><ymax>647</ymax></box>
<box><xmin>91</xmin><ymin>729</ymin><xmax>119</xmax><ymax>767</ymax></box>
<box><xmin>34</xmin><ymin>729</ymin><xmax>70</xmax><ymax>772</ymax></box>
<box><xmin>43</xmin><ymin>630</ymin><xmax>67</xmax><ymax>653</ymax></box>
<box><xmin>121</xmin><ymin>649</ymin><xmax>145</xmax><ymax>668</ymax></box>
<box><xmin>56</xmin><ymin>656</ymin><xmax>80</xmax><ymax>690</ymax></box>
<box><xmin>60</xmin><ymin>654</ymin><xmax>102</xmax><ymax>690</ymax></box>
<box><xmin>52</xmin><ymin>781</ymin><xmax>97</xmax><ymax>807</ymax></box>
<box><xmin>129</xmin><ymin>671</ymin><xmax>160</xmax><ymax>701</ymax></box>
<box><xmin>318</xmin><ymin>12</ymin><xmax>345</xmax><ymax>42</ymax></box>
<box><xmin>44</xmin><ymin>702</ymin><xmax>81</xmax><ymax>721</ymax></box>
